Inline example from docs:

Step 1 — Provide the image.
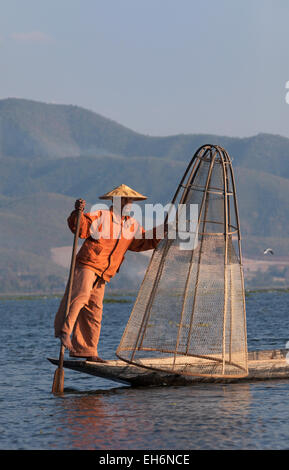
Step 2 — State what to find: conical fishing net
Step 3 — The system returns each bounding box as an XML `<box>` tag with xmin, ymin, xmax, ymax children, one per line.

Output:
<box><xmin>116</xmin><ymin>145</ymin><xmax>248</xmax><ymax>378</ymax></box>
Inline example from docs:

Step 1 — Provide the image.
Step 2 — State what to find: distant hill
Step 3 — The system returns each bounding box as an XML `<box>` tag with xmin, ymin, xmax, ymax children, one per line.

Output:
<box><xmin>3</xmin><ymin>97</ymin><xmax>289</xmax><ymax>172</ymax></box>
<box><xmin>0</xmin><ymin>97</ymin><xmax>237</xmax><ymax>161</ymax></box>
<box><xmin>1</xmin><ymin>97</ymin><xmax>289</xmax><ymax>292</ymax></box>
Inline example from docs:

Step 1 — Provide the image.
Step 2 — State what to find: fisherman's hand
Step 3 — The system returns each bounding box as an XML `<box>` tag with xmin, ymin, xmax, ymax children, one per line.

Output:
<box><xmin>75</xmin><ymin>198</ymin><xmax>86</xmax><ymax>211</ymax></box>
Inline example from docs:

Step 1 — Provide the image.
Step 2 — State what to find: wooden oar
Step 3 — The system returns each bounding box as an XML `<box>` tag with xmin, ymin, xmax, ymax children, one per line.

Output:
<box><xmin>52</xmin><ymin>204</ymin><xmax>83</xmax><ymax>393</ymax></box>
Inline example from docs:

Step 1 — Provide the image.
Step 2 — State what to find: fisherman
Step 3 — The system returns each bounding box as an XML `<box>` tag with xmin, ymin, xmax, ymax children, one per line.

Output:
<box><xmin>54</xmin><ymin>184</ymin><xmax>162</xmax><ymax>363</ymax></box>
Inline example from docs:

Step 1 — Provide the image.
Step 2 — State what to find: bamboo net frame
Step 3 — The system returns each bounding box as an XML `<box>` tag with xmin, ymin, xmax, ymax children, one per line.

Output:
<box><xmin>116</xmin><ymin>145</ymin><xmax>248</xmax><ymax>378</ymax></box>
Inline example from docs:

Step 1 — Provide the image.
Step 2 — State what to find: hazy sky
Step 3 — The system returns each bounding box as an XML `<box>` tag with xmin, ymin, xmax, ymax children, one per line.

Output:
<box><xmin>1</xmin><ymin>0</ymin><xmax>289</xmax><ymax>138</ymax></box>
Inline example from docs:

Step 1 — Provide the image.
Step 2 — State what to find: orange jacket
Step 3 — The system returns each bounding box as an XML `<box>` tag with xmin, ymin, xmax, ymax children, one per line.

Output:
<box><xmin>67</xmin><ymin>207</ymin><xmax>160</xmax><ymax>282</ymax></box>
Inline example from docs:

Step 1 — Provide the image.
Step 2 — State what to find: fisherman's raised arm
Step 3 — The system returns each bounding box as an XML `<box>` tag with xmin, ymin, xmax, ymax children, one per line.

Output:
<box><xmin>129</xmin><ymin>222</ymin><xmax>167</xmax><ymax>252</ymax></box>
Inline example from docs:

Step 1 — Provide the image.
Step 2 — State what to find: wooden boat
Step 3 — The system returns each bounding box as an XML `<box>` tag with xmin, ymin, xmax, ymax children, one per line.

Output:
<box><xmin>49</xmin><ymin>147</ymin><xmax>288</xmax><ymax>390</ymax></box>
<box><xmin>48</xmin><ymin>348</ymin><xmax>289</xmax><ymax>387</ymax></box>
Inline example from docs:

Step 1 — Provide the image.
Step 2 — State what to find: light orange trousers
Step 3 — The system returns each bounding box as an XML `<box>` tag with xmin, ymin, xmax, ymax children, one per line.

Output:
<box><xmin>54</xmin><ymin>265</ymin><xmax>106</xmax><ymax>357</ymax></box>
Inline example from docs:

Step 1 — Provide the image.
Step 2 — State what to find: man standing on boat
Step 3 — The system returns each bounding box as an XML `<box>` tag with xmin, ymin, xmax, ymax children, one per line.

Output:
<box><xmin>54</xmin><ymin>184</ymin><xmax>161</xmax><ymax>363</ymax></box>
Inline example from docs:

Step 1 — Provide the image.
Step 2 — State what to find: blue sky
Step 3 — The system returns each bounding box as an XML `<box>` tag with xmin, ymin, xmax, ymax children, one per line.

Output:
<box><xmin>1</xmin><ymin>0</ymin><xmax>289</xmax><ymax>138</ymax></box>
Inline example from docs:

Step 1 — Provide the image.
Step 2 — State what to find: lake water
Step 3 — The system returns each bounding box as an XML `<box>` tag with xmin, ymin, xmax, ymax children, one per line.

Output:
<box><xmin>1</xmin><ymin>290</ymin><xmax>289</xmax><ymax>450</ymax></box>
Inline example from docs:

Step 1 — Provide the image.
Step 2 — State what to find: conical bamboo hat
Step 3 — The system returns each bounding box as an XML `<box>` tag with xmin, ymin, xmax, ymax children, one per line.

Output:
<box><xmin>99</xmin><ymin>184</ymin><xmax>147</xmax><ymax>200</ymax></box>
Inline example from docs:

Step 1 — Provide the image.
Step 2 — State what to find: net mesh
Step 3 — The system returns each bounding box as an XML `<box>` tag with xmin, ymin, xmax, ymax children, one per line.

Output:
<box><xmin>116</xmin><ymin>145</ymin><xmax>248</xmax><ymax>378</ymax></box>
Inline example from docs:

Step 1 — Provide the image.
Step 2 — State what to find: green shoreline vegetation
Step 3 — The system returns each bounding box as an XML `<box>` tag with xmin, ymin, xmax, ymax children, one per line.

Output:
<box><xmin>0</xmin><ymin>294</ymin><xmax>134</xmax><ymax>302</ymax></box>
<box><xmin>1</xmin><ymin>286</ymin><xmax>289</xmax><ymax>302</ymax></box>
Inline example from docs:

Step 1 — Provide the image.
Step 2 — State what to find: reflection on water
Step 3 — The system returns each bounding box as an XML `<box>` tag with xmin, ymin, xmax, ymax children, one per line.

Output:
<box><xmin>56</xmin><ymin>392</ymin><xmax>152</xmax><ymax>450</ymax></box>
<box><xmin>50</xmin><ymin>383</ymin><xmax>253</xmax><ymax>450</ymax></box>
<box><xmin>1</xmin><ymin>292</ymin><xmax>289</xmax><ymax>449</ymax></box>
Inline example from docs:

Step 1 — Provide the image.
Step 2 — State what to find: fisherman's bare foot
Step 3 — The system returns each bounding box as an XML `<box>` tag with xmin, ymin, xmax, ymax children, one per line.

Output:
<box><xmin>60</xmin><ymin>333</ymin><xmax>74</xmax><ymax>352</ymax></box>
<box><xmin>86</xmin><ymin>356</ymin><xmax>108</xmax><ymax>364</ymax></box>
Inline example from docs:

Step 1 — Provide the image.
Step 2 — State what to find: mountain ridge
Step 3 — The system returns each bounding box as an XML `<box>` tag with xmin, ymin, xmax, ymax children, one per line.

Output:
<box><xmin>2</xmin><ymin>97</ymin><xmax>289</xmax><ymax>168</ymax></box>
<box><xmin>1</xmin><ymin>97</ymin><xmax>289</xmax><ymax>292</ymax></box>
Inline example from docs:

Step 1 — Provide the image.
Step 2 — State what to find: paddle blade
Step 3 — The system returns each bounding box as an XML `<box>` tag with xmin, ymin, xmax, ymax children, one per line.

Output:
<box><xmin>52</xmin><ymin>367</ymin><xmax>64</xmax><ymax>394</ymax></box>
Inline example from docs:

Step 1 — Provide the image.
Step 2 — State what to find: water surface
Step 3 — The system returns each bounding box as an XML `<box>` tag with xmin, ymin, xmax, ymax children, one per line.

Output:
<box><xmin>1</xmin><ymin>290</ymin><xmax>289</xmax><ymax>449</ymax></box>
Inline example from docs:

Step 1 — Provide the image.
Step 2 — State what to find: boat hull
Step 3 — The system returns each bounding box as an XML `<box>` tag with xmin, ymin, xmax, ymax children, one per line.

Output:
<box><xmin>48</xmin><ymin>348</ymin><xmax>289</xmax><ymax>387</ymax></box>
